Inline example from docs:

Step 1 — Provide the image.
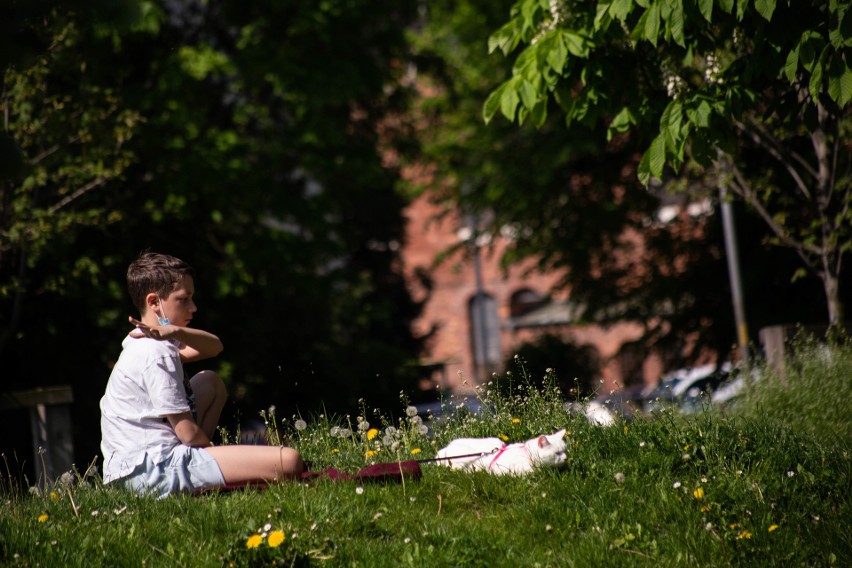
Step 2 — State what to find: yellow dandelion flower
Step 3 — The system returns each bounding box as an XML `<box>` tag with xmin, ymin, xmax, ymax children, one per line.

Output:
<box><xmin>267</xmin><ymin>530</ymin><xmax>285</xmax><ymax>548</ymax></box>
<box><xmin>693</xmin><ymin>488</ymin><xmax>704</xmax><ymax>500</ymax></box>
<box><xmin>511</xmin><ymin>418</ymin><xmax>521</xmax><ymax>424</ymax></box>
<box><xmin>38</xmin><ymin>514</ymin><xmax>49</xmax><ymax>523</ymax></box>
<box><xmin>737</xmin><ymin>530</ymin><xmax>752</xmax><ymax>540</ymax></box>
<box><xmin>701</xmin><ymin>505</ymin><xmax>711</xmax><ymax>512</ymax></box>
<box><xmin>246</xmin><ymin>534</ymin><xmax>263</xmax><ymax>549</ymax></box>
<box><xmin>410</xmin><ymin>448</ymin><xmax>421</xmax><ymax>455</ymax></box>
<box><xmin>768</xmin><ymin>524</ymin><xmax>779</xmax><ymax>532</ymax></box>
<box><xmin>49</xmin><ymin>491</ymin><xmax>59</xmax><ymax>501</ymax></box>
<box><xmin>729</xmin><ymin>523</ymin><xmax>739</xmax><ymax>530</ymax></box>
<box><xmin>365</xmin><ymin>450</ymin><xmax>377</xmax><ymax>458</ymax></box>
<box><xmin>623</xmin><ymin>426</ymin><xmax>629</xmax><ymax>433</ymax></box>
<box><xmin>684</xmin><ymin>444</ymin><xmax>692</xmax><ymax>450</ymax></box>
<box><xmin>367</xmin><ymin>428</ymin><xmax>379</xmax><ymax>440</ymax></box>
<box><xmin>499</xmin><ymin>434</ymin><xmax>509</xmax><ymax>442</ymax></box>
<box><xmin>332</xmin><ymin>448</ymin><xmax>339</xmax><ymax>453</ymax></box>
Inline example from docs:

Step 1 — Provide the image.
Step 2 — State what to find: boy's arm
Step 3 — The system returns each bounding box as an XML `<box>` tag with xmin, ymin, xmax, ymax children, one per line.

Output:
<box><xmin>167</xmin><ymin>412</ymin><xmax>212</xmax><ymax>447</ymax></box>
<box><xmin>128</xmin><ymin>317</ymin><xmax>223</xmax><ymax>363</ymax></box>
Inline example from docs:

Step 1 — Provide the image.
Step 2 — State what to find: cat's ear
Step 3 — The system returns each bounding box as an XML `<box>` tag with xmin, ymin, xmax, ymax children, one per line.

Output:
<box><xmin>537</xmin><ymin>435</ymin><xmax>550</xmax><ymax>448</ymax></box>
<box><xmin>553</xmin><ymin>429</ymin><xmax>567</xmax><ymax>439</ymax></box>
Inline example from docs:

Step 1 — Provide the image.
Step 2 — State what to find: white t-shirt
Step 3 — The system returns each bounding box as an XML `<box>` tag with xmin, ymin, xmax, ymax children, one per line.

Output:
<box><xmin>100</xmin><ymin>334</ymin><xmax>190</xmax><ymax>483</ymax></box>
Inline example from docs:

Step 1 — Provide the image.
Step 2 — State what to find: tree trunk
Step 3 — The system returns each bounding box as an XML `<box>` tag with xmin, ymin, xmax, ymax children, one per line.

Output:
<box><xmin>820</xmin><ymin>267</ymin><xmax>844</xmax><ymax>327</ymax></box>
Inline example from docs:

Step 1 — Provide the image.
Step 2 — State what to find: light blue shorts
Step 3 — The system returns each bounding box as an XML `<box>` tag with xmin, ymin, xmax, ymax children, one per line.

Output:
<box><xmin>118</xmin><ymin>447</ymin><xmax>225</xmax><ymax>499</ymax></box>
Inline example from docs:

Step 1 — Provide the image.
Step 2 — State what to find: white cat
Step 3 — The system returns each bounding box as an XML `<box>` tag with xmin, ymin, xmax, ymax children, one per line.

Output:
<box><xmin>435</xmin><ymin>429</ymin><xmax>567</xmax><ymax>476</ymax></box>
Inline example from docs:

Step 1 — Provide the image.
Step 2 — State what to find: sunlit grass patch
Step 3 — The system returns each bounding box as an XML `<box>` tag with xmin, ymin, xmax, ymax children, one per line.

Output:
<box><xmin>2</xmin><ymin>344</ymin><xmax>851</xmax><ymax>566</ymax></box>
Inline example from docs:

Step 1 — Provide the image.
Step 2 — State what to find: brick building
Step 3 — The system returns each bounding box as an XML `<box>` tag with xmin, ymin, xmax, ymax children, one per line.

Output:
<box><xmin>402</xmin><ymin>192</ymin><xmax>665</xmax><ymax>397</ymax></box>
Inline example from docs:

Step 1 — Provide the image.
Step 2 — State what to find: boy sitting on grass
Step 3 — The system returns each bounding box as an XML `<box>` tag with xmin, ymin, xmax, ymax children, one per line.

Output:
<box><xmin>100</xmin><ymin>252</ymin><xmax>304</xmax><ymax>497</ymax></box>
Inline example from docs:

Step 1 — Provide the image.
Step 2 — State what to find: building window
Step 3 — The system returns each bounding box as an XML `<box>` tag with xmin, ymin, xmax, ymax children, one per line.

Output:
<box><xmin>509</xmin><ymin>288</ymin><xmax>548</xmax><ymax>318</ymax></box>
<box><xmin>469</xmin><ymin>292</ymin><xmax>502</xmax><ymax>378</ymax></box>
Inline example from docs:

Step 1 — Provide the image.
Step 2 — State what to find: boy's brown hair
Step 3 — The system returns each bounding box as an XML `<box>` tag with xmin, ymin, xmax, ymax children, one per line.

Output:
<box><xmin>127</xmin><ymin>252</ymin><xmax>195</xmax><ymax>313</ymax></box>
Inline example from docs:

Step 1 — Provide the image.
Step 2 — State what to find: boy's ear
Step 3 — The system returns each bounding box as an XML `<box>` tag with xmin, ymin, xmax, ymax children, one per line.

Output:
<box><xmin>145</xmin><ymin>292</ymin><xmax>160</xmax><ymax>313</ymax></box>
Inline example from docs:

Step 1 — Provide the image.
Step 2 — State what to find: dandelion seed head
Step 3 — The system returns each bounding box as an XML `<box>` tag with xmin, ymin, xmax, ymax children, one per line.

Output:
<box><xmin>406</xmin><ymin>406</ymin><xmax>418</xmax><ymax>417</ymax></box>
<box><xmin>614</xmin><ymin>472</ymin><xmax>625</xmax><ymax>484</ymax></box>
<box><xmin>294</xmin><ymin>419</ymin><xmax>307</xmax><ymax>431</ymax></box>
<box><xmin>355</xmin><ymin>486</ymin><xmax>364</xmax><ymax>495</ymax></box>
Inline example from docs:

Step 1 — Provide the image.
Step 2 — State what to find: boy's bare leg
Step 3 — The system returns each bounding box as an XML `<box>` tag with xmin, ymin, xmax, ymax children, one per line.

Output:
<box><xmin>203</xmin><ymin>445</ymin><xmax>304</xmax><ymax>484</ymax></box>
<box><xmin>190</xmin><ymin>370</ymin><xmax>227</xmax><ymax>439</ymax></box>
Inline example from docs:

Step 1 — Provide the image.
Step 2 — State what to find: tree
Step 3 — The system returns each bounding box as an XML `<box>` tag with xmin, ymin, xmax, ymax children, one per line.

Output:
<box><xmin>402</xmin><ymin>0</ymin><xmax>828</xmax><ymax>375</ymax></box>
<box><xmin>484</xmin><ymin>0</ymin><xmax>852</xmax><ymax>326</ymax></box>
<box><xmin>1</xmin><ymin>1</ymin><xmax>425</xmax><ymax>471</ymax></box>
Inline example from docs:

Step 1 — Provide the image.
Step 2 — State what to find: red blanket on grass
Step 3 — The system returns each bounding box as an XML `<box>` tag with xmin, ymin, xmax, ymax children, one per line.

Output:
<box><xmin>202</xmin><ymin>460</ymin><xmax>422</xmax><ymax>494</ymax></box>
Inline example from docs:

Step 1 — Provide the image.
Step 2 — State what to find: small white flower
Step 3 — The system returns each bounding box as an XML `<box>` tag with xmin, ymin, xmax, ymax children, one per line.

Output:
<box><xmin>404</xmin><ymin>537</ymin><xmax>411</xmax><ymax>544</ymax></box>
<box><xmin>355</xmin><ymin>486</ymin><xmax>364</xmax><ymax>495</ymax></box>
<box><xmin>264</xmin><ymin>523</ymin><xmax>272</xmax><ymax>532</ymax></box>
<box><xmin>705</xmin><ymin>522</ymin><xmax>713</xmax><ymax>531</ymax></box>
<box><xmin>614</xmin><ymin>472</ymin><xmax>625</xmax><ymax>484</ymax></box>
<box><xmin>294</xmin><ymin>419</ymin><xmax>307</xmax><ymax>431</ymax></box>
<box><xmin>639</xmin><ymin>441</ymin><xmax>646</xmax><ymax>448</ymax></box>
<box><xmin>701</xmin><ymin>476</ymin><xmax>708</xmax><ymax>483</ymax></box>
<box><xmin>545</xmin><ymin>524</ymin><xmax>553</xmax><ymax>532</ymax></box>
<box><xmin>673</xmin><ymin>481</ymin><xmax>682</xmax><ymax>489</ymax></box>
<box><xmin>787</xmin><ymin>471</ymin><xmax>795</xmax><ymax>478</ymax></box>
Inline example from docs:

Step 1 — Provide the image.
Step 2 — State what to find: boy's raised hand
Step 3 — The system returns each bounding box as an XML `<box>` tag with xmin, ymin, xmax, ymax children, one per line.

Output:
<box><xmin>128</xmin><ymin>316</ymin><xmax>177</xmax><ymax>340</ymax></box>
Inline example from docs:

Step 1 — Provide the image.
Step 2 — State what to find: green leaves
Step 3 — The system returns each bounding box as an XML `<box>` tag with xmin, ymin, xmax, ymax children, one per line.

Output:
<box><xmin>827</xmin><ymin>53</ymin><xmax>852</xmax><ymax>107</ymax></box>
<box><xmin>754</xmin><ymin>0</ymin><xmax>776</xmax><ymax>21</ymax></box>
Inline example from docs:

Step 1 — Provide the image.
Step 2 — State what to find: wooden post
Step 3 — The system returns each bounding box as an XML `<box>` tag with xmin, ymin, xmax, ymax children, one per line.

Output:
<box><xmin>758</xmin><ymin>324</ymin><xmax>842</xmax><ymax>379</ymax></box>
<box><xmin>0</xmin><ymin>386</ymin><xmax>74</xmax><ymax>483</ymax></box>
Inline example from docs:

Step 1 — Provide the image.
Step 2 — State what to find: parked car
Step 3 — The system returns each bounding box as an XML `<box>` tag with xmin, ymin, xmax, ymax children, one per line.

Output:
<box><xmin>414</xmin><ymin>396</ymin><xmax>485</xmax><ymax>424</ymax></box>
<box><xmin>645</xmin><ymin>363</ymin><xmax>733</xmax><ymax>414</ymax></box>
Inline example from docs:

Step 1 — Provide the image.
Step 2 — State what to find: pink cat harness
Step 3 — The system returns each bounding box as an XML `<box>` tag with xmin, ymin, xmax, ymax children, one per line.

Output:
<box><xmin>487</xmin><ymin>443</ymin><xmax>531</xmax><ymax>472</ymax></box>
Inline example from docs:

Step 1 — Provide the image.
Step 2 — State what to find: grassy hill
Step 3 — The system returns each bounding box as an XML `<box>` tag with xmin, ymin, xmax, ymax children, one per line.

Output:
<box><xmin>2</xmin><ymin>338</ymin><xmax>850</xmax><ymax>567</ymax></box>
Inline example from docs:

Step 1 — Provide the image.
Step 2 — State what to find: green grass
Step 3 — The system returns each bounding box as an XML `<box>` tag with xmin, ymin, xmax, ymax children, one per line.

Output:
<box><xmin>2</xmin><ymin>348</ymin><xmax>850</xmax><ymax>567</ymax></box>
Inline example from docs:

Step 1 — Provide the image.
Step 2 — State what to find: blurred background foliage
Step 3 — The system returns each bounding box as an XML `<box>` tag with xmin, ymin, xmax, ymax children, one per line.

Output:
<box><xmin>1</xmin><ymin>0</ymin><xmax>847</xmax><ymax>474</ymax></box>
